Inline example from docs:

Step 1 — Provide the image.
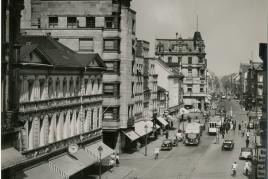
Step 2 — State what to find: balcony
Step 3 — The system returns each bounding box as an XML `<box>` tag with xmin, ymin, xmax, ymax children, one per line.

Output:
<box><xmin>22</xmin><ymin>128</ymin><xmax>102</xmax><ymax>159</ymax></box>
<box><xmin>183</xmin><ymin>92</ymin><xmax>207</xmax><ymax>97</ymax></box>
<box><xmin>19</xmin><ymin>94</ymin><xmax>103</xmax><ymax>114</ymax></box>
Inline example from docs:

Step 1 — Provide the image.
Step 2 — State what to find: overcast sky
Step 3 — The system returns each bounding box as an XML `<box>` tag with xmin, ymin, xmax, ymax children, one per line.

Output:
<box><xmin>132</xmin><ymin>0</ymin><xmax>267</xmax><ymax>77</ymax></box>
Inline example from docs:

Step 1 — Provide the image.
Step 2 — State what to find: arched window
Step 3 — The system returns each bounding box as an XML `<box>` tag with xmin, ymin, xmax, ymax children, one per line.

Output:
<box><xmin>62</xmin><ymin>78</ymin><xmax>67</xmax><ymax>97</ymax></box>
<box><xmin>48</xmin><ymin>78</ymin><xmax>53</xmax><ymax>98</ymax></box>
<box><xmin>69</xmin><ymin>78</ymin><xmax>74</xmax><ymax>97</ymax></box>
<box><xmin>55</xmin><ymin>78</ymin><xmax>60</xmax><ymax>98</ymax></box>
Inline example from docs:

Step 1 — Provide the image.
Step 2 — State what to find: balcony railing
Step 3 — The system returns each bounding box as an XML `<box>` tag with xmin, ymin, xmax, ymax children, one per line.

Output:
<box><xmin>22</xmin><ymin>128</ymin><xmax>102</xmax><ymax>159</ymax></box>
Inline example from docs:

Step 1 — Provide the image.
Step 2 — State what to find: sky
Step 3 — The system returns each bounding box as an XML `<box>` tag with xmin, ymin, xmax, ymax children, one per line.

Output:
<box><xmin>131</xmin><ymin>0</ymin><xmax>267</xmax><ymax>77</ymax></box>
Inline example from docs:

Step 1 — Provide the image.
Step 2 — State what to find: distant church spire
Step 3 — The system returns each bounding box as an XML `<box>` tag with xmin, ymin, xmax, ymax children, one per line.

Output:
<box><xmin>196</xmin><ymin>15</ymin><xmax>199</xmax><ymax>31</ymax></box>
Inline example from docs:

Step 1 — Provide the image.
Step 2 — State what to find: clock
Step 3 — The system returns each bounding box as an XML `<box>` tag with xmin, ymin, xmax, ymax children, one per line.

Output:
<box><xmin>68</xmin><ymin>144</ymin><xmax>79</xmax><ymax>154</ymax></box>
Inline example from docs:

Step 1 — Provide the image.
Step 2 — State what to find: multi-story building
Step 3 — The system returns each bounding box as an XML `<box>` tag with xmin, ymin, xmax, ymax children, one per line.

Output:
<box><xmin>157</xmin><ymin>86</ymin><xmax>168</xmax><ymax>116</ymax></box>
<box><xmin>246</xmin><ymin>61</ymin><xmax>263</xmax><ymax>114</ymax></box>
<box><xmin>2</xmin><ymin>35</ymin><xmax>113</xmax><ymax>179</ymax></box>
<box><xmin>155</xmin><ymin>31</ymin><xmax>208</xmax><ymax>110</ymax></box>
<box><xmin>155</xmin><ymin>58</ymin><xmax>184</xmax><ymax>118</ymax></box>
<box><xmin>21</xmin><ymin>0</ymin><xmax>137</xmax><ymax>152</ymax></box>
<box><xmin>239</xmin><ymin>63</ymin><xmax>250</xmax><ymax>107</ymax></box>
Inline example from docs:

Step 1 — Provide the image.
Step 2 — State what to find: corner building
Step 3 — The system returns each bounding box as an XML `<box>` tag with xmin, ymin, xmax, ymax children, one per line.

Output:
<box><xmin>155</xmin><ymin>32</ymin><xmax>209</xmax><ymax>110</ymax></box>
<box><xmin>21</xmin><ymin>0</ymin><xmax>137</xmax><ymax>152</ymax></box>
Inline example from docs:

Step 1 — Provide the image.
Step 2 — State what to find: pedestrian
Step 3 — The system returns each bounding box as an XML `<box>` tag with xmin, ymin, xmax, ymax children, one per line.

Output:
<box><xmin>165</xmin><ymin>130</ymin><xmax>169</xmax><ymax>139</ymax></box>
<box><xmin>108</xmin><ymin>158</ymin><xmax>115</xmax><ymax>172</ymax></box>
<box><xmin>246</xmin><ymin>131</ymin><xmax>250</xmax><ymax>138</ymax></box>
<box><xmin>244</xmin><ymin>160</ymin><xmax>251</xmax><ymax>175</ymax></box>
<box><xmin>222</xmin><ymin>131</ymin><xmax>225</xmax><ymax>139</ymax></box>
<box><xmin>115</xmin><ymin>153</ymin><xmax>120</xmax><ymax>167</ymax></box>
<box><xmin>242</xmin><ymin>129</ymin><xmax>245</xmax><ymax>137</ymax></box>
<box><xmin>246</xmin><ymin>138</ymin><xmax>249</xmax><ymax>148</ymax></box>
<box><xmin>136</xmin><ymin>142</ymin><xmax>141</xmax><ymax>150</ymax></box>
<box><xmin>154</xmin><ymin>147</ymin><xmax>160</xmax><ymax>160</ymax></box>
<box><xmin>238</xmin><ymin>123</ymin><xmax>241</xmax><ymax>131</ymax></box>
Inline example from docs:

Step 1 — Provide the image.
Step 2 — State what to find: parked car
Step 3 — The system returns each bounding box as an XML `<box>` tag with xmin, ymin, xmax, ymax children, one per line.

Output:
<box><xmin>161</xmin><ymin>139</ymin><xmax>173</xmax><ymax>150</ymax></box>
<box><xmin>248</xmin><ymin>122</ymin><xmax>254</xmax><ymax>129</ymax></box>
<box><xmin>239</xmin><ymin>147</ymin><xmax>253</xmax><ymax>160</ymax></box>
<box><xmin>221</xmin><ymin>139</ymin><xmax>234</xmax><ymax>150</ymax></box>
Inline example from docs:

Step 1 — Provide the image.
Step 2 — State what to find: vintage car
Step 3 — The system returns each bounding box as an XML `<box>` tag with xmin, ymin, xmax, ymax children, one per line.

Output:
<box><xmin>221</xmin><ymin>139</ymin><xmax>234</xmax><ymax>150</ymax></box>
<box><xmin>239</xmin><ymin>147</ymin><xmax>253</xmax><ymax>160</ymax></box>
<box><xmin>248</xmin><ymin>122</ymin><xmax>254</xmax><ymax>129</ymax></box>
<box><xmin>161</xmin><ymin>139</ymin><xmax>173</xmax><ymax>150</ymax></box>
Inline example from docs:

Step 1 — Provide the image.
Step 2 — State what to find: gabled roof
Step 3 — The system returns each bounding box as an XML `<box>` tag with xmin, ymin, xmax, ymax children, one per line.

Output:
<box><xmin>19</xmin><ymin>36</ymin><xmax>106</xmax><ymax>69</ymax></box>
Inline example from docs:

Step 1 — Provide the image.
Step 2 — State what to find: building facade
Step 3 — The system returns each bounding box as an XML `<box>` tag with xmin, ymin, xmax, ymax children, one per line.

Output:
<box><xmin>21</xmin><ymin>0</ymin><xmax>137</xmax><ymax>152</ymax></box>
<box><xmin>155</xmin><ymin>31</ymin><xmax>208</xmax><ymax>111</ymax></box>
<box><xmin>2</xmin><ymin>36</ymin><xmax>114</xmax><ymax>179</ymax></box>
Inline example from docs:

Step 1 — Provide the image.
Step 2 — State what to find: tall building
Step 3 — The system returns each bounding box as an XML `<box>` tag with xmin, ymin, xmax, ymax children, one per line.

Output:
<box><xmin>21</xmin><ymin>0</ymin><xmax>137</xmax><ymax>152</ymax></box>
<box><xmin>2</xmin><ymin>35</ymin><xmax>113</xmax><ymax>179</ymax></box>
<box><xmin>155</xmin><ymin>31</ymin><xmax>208</xmax><ymax>110</ymax></box>
<box><xmin>239</xmin><ymin>63</ymin><xmax>250</xmax><ymax>107</ymax></box>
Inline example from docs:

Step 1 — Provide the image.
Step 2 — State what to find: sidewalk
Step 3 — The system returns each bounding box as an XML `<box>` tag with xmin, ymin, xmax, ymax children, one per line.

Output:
<box><xmin>101</xmin><ymin>166</ymin><xmax>133</xmax><ymax>179</ymax></box>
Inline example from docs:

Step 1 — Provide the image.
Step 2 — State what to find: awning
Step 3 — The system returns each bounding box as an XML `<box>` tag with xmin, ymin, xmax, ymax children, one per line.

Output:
<box><xmin>145</xmin><ymin>120</ymin><xmax>160</xmax><ymax>129</ymax></box>
<box><xmin>71</xmin><ymin>149</ymin><xmax>96</xmax><ymax>167</ymax></box>
<box><xmin>157</xmin><ymin>117</ymin><xmax>168</xmax><ymax>126</ymax></box>
<box><xmin>85</xmin><ymin>141</ymin><xmax>114</xmax><ymax>160</ymax></box>
<box><xmin>49</xmin><ymin>154</ymin><xmax>85</xmax><ymax>178</ymax></box>
<box><xmin>2</xmin><ymin>147</ymin><xmax>26</xmax><ymax>170</ymax></box>
<box><xmin>134</xmin><ymin>121</ymin><xmax>152</xmax><ymax>137</ymax></box>
<box><xmin>122</xmin><ymin>130</ymin><xmax>140</xmax><ymax>141</ymax></box>
<box><xmin>15</xmin><ymin>163</ymin><xmax>61</xmax><ymax>179</ymax></box>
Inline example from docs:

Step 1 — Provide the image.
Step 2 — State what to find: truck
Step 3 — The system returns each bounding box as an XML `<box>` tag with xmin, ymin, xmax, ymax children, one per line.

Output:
<box><xmin>184</xmin><ymin>122</ymin><xmax>201</xmax><ymax>145</ymax></box>
<box><xmin>208</xmin><ymin>116</ymin><xmax>222</xmax><ymax>135</ymax></box>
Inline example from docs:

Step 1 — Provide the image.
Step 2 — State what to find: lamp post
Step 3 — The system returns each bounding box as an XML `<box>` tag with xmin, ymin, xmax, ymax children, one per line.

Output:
<box><xmin>98</xmin><ymin>145</ymin><xmax>103</xmax><ymax>179</ymax></box>
<box><xmin>144</xmin><ymin>124</ymin><xmax>148</xmax><ymax>156</ymax></box>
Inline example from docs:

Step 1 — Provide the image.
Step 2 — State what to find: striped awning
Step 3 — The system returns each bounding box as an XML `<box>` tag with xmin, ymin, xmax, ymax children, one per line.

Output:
<box><xmin>157</xmin><ymin>117</ymin><xmax>168</xmax><ymax>126</ymax></box>
<box><xmin>134</xmin><ymin>121</ymin><xmax>152</xmax><ymax>137</ymax></box>
<box><xmin>85</xmin><ymin>141</ymin><xmax>114</xmax><ymax>160</ymax></box>
<box><xmin>122</xmin><ymin>130</ymin><xmax>140</xmax><ymax>141</ymax></box>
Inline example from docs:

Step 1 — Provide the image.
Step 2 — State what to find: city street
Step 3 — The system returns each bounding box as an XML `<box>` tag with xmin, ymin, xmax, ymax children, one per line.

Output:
<box><xmin>119</xmin><ymin>99</ymin><xmax>253</xmax><ymax>179</ymax></box>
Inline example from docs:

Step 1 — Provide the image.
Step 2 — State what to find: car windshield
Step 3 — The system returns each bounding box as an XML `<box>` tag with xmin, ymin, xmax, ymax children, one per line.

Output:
<box><xmin>163</xmin><ymin>140</ymin><xmax>171</xmax><ymax>144</ymax></box>
<box><xmin>187</xmin><ymin>133</ymin><xmax>197</xmax><ymax>139</ymax></box>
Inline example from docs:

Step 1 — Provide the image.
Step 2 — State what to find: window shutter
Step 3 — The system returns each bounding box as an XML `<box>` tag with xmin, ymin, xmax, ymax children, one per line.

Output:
<box><xmin>33</xmin><ymin>117</ymin><xmax>40</xmax><ymax>148</ymax></box>
<box><xmin>114</xmin><ymin>84</ymin><xmax>118</xmax><ymax>96</ymax></box>
<box><xmin>113</xmin><ymin>108</ymin><xmax>118</xmax><ymax>120</ymax></box>
<box><xmin>113</xmin><ymin>62</ymin><xmax>118</xmax><ymax>73</ymax></box>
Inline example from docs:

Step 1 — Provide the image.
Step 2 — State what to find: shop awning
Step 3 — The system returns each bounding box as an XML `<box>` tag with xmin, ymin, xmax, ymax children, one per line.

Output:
<box><xmin>157</xmin><ymin>117</ymin><xmax>168</xmax><ymax>126</ymax></box>
<box><xmin>122</xmin><ymin>130</ymin><xmax>140</xmax><ymax>141</ymax></box>
<box><xmin>145</xmin><ymin>120</ymin><xmax>160</xmax><ymax>130</ymax></box>
<box><xmin>15</xmin><ymin>163</ymin><xmax>61</xmax><ymax>179</ymax></box>
<box><xmin>85</xmin><ymin>141</ymin><xmax>114</xmax><ymax>160</ymax></box>
<box><xmin>71</xmin><ymin>149</ymin><xmax>96</xmax><ymax>167</ymax></box>
<box><xmin>134</xmin><ymin>121</ymin><xmax>151</xmax><ymax>137</ymax></box>
<box><xmin>2</xmin><ymin>147</ymin><xmax>26</xmax><ymax>170</ymax></box>
<box><xmin>49</xmin><ymin>154</ymin><xmax>85</xmax><ymax>178</ymax></box>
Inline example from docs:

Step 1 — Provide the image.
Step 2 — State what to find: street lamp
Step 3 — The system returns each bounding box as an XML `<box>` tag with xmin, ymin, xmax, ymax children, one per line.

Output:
<box><xmin>98</xmin><ymin>145</ymin><xmax>103</xmax><ymax>179</ymax></box>
<box><xmin>144</xmin><ymin>124</ymin><xmax>148</xmax><ymax>156</ymax></box>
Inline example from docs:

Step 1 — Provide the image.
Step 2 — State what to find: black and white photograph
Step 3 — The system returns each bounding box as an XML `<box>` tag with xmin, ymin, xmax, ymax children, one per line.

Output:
<box><xmin>1</xmin><ymin>0</ymin><xmax>267</xmax><ymax>179</ymax></box>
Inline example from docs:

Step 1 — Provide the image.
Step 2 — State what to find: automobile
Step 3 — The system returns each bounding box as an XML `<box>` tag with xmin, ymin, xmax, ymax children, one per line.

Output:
<box><xmin>221</xmin><ymin>139</ymin><xmax>234</xmax><ymax>150</ymax></box>
<box><xmin>239</xmin><ymin>147</ymin><xmax>253</xmax><ymax>160</ymax></box>
<box><xmin>161</xmin><ymin>139</ymin><xmax>173</xmax><ymax>150</ymax></box>
<box><xmin>221</xmin><ymin>95</ymin><xmax>226</xmax><ymax>99</ymax></box>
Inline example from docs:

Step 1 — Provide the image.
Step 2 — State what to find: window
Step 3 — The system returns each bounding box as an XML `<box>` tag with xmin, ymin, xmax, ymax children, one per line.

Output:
<box><xmin>198</xmin><ymin>58</ymin><xmax>203</xmax><ymax>63</ymax></box>
<box><xmin>28</xmin><ymin>80</ymin><xmax>34</xmax><ymax>101</ymax></box>
<box><xmin>131</xmin><ymin>82</ymin><xmax>134</xmax><ymax>97</ymax></box>
<box><xmin>188</xmin><ymin>68</ymin><xmax>192</xmax><ymax>76</ymax></box>
<box><xmin>67</xmin><ymin>17</ymin><xmax>77</xmax><ymax>28</ymax></box>
<box><xmin>200</xmin><ymin>85</ymin><xmax>204</xmax><ymax>93</ymax></box>
<box><xmin>187</xmin><ymin>85</ymin><xmax>192</xmax><ymax>93</ymax></box>
<box><xmin>103</xmin><ymin>83</ymin><xmax>120</xmax><ymax>96</ymax></box>
<box><xmin>84</xmin><ymin>79</ymin><xmax>88</xmax><ymax>94</ymax></box>
<box><xmin>105</xmin><ymin>16</ymin><xmax>119</xmax><ymax>29</ymax></box>
<box><xmin>172</xmin><ymin>57</ymin><xmax>178</xmax><ymax>63</ymax></box>
<box><xmin>103</xmin><ymin>107</ymin><xmax>119</xmax><ymax>120</ymax></box>
<box><xmin>79</xmin><ymin>39</ymin><xmax>93</xmax><ymax>51</ymax></box>
<box><xmin>188</xmin><ymin>57</ymin><xmax>192</xmax><ymax>64</ymax></box>
<box><xmin>105</xmin><ymin>61</ymin><xmax>120</xmax><ymax>73</ymax></box>
<box><xmin>39</xmin><ymin>79</ymin><xmax>45</xmax><ymax>100</ymax></box>
<box><xmin>97</xmin><ymin>108</ymin><xmax>100</xmax><ymax>128</ymax></box>
<box><xmin>104</xmin><ymin>39</ymin><xmax>120</xmax><ymax>51</ymax></box>
<box><xmin>62</xmin><ymin>79</ymin><xmax>67</xmax><ymax>97</ymax></box>
<box><xmin>86</xmin><ymin>17</ymin><xmax>95</xmax><ymax>28</ymax></box>
<box><xmin>56</xmin><ymin>79</ymin><xmax>60</xmax><ymax>98</ymax></box>
<box><xmin>200</xmin><ymin>70</ymin><xmax>204</xmax><ymax>76</ymax></box>
<box><xmin>48</xmin><ymin>78</ymin><xmax>53</xmax><ymax>98</ymax></box>
<box><xmin>49</xmin><ymin>17</ymin><xmax>58</xmax><ymax>28</ymax></box>
<box><xmin>91</xmin><ymin>109</ymin><xmax>94</xmax><ymax>130</ymax></box>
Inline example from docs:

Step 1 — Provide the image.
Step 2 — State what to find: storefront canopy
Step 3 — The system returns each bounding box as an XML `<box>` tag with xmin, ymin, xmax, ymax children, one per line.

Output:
<box><xmin>15</xmin><ymin>163</ymin><xmax>62</xmax><ymax>179</ymax></box>
<box><xmin>85</xmin><ymin>141</ymin><xmax>114</xmax><ymax>160</ymax></box>
<box><xmin>157</xmin><ymin>117</ymin><xmax>168</xmax><ymax>126</ymax></box>
<box><xmin>49</xmin><ymin>154</ymin><xmax>85</xmax><ymax>178</ymax></box>
<box><xmin>2</xmin><ymin>147</ymin><xmax>26</xmax><ymax>170</ymax></box>
<box><xmin>134</xmin><ymin>121</ymin><xmax>152</xmax><ymax>137</ymax></box>
<box><xmin>122</xmin><ymin>130</ymin><xmax>140</xmax><ymax>141</ymax></box>
<box><xmin>145</xmin><ymin>120</ymin><xmax>160</xmax><ymax>130</ymax></box>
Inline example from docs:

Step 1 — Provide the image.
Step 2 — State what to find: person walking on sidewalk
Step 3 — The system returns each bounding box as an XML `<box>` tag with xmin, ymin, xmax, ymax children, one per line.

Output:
<box><xmin>154</xmin><ymin>147</ymin><xmax>160</xmax><ymax>160</ymax></box>
<box><xmin>246</xmin><ymin>138</ymin><xmax>250</xmax><ymax>148</ymax></box>
<box><xmin>115</xmin><ymin>154</ymin><xmax>120</xmax><ymax>167</ymax></box>
<box><xmin>165</xmin><ymin>130</ymin><xmax>169</xmax><ymax>139</ymax></box>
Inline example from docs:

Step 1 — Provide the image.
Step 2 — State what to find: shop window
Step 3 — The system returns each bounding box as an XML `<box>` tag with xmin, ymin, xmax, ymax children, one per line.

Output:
<box><xmin>49</xmin><ymin>16</ymin><xmax>58</xmax><ymax>28</ymax></box>
<box><xmin>104</xmin><ymin>39</ymin><xmax>120</xmax><ymax>51</ymax></box>
<box><xmin>86</xmin><ymin>17</ymin><xmax>95</xmax><ymax>28</ymax></box>
<box><xmin>67</xmin><ymin>17</ymin><xmax>77</xmax><ymax>28</ymax></box>
<box><xmin>188</xmin><ymin>57</ymin><xmax>192</xmax><ymax>64</ymax></box>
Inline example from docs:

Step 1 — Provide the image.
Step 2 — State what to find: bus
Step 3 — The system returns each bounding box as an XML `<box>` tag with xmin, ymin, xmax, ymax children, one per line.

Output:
<box><xmin>208</xmin><ymin>116</ymin><xmax>222</xmax><ymax>135</ymax></box>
